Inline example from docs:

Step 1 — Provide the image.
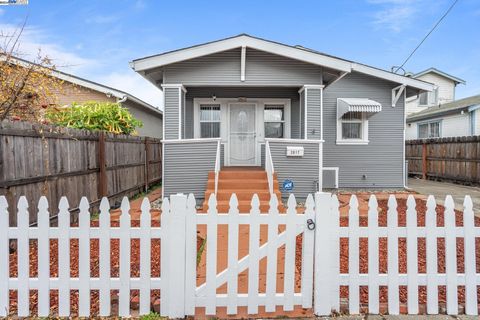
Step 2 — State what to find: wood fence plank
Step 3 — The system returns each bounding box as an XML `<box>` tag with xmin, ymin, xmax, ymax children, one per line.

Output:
<box><xmin>247</xmin><ymin>194</ymin><xmax>260</xmax><ymax>314</ymax></box>
<box><xmin>301</xmin><ymin>194</ymin><xmax>315</xmax><ymax>309</ymax></box>
<box><xmin>58</xmin><ymin>197</ymin><xmax>71</xmax><ymax>316</ymax></box>
<box><xmin>99</xmin><ymin>197</ymin><xmax>111</xmax><ymax>316</ymax></box>
<box><xmin>368</xmin><ymin>195</ymin><xmax>379</xmax><ymax>314</ymax></box>
<box><xmin>119</xmin><ymin>197</ymin><xmax>131</xmax><ymax>317</ymax></box>
<box><xmin>227</xmin><ymin>194</ymin><xmax>240</xmax><ymax>315</ymax></box>
<box><xmin>406</xmin><ymin>195</ymin><xmax>418</xmax><ymax>314</ymax></box>
<box><xmin>140</xmin><ymin>198</ymin><xmax>152</xmax><ymax>315</ymax></box>
<box><xmin>426</xmin><ymin>195</ymin><xmax>438</xmax><ymax>314</ymax></box>
<box><xmin>330</xmin><ymin>195</ymin><xmax>340</xmax><ymax>312</ymax></box>
<box><xmin>0</xmin><ymin>196</ymin><xmax>9</xmax><ymax>317</ymax></box>
<box><xmin>348</xmin><ymin>195</ymin><xmax>360</xmax><ymax>314</ymax></box>
<box><xmin>78</xmin><ymin>197</ymin><xmax>91</xmax><ymax>317</ymax></box>
<box><xmin>17</xmin><ymin>196</ymin><xmax>29</xmax><ymax>317</ymax></box>
<box><xmin>185</xmin><ymin>194</ymin><xmax>197</xmax><ymax>316</ymax></box>
<box><xmin>283</xmin><ymin>194</ymin><xmax>297</xmax><ymax>311</ymax></box>
<box><xmin>160</xmin><ymin>198</ymin><xmax>170</xmax><ymax>317</ymax></box>
<box><xmin>463</xmin><ymin>195</ymin><xmax>478</xmax><ymax>315</ymax></box>
<box><xmin>444</xmin><ymin>195</ymin><xmax>458</xmax><ymax>315</ymax></box>
<box><xmin>37</xmin><ymin>197</ymin><xmax>50</xmax><ymax>317</ymax></box>
<box><xmin>387</xmin><ymin>195</ymin><xmax>399</xmax><ymax>315</ymax></box>
<box><xmin>206</xmin><ymin>194</ymin><xmax>218</xmax><ymax>315</ymax></box>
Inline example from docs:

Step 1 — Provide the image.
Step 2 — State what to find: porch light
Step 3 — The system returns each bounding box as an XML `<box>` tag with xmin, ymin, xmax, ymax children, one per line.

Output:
<box><xmin>212</xmin><ymin>94</ymin><xmax>216</xmax><ymax>101</ymax></box>
<box><xmin>238</xmin><ymin>97</ymin><xmax>247</xmax><ymax>102</ymax></box>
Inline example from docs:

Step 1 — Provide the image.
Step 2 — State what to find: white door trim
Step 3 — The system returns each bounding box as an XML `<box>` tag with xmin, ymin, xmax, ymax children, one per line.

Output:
<box><xmin>228</xmin><ymin>102</ymin><xmax>258</xmax><ymax>166</ymax></box>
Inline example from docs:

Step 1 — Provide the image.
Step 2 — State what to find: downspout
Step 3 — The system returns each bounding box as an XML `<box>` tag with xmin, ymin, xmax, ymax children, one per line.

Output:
<box><xmin>116</xmin><ymin>95</ymin><xmax>128</xmax><ymax>104</ymax></box>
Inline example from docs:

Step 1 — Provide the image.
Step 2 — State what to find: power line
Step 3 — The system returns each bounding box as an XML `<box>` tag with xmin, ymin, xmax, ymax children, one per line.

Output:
<box><xmin>393</xmin><ymin>0</ymin><xmax>460</xmax><ymax>73</ymax></box>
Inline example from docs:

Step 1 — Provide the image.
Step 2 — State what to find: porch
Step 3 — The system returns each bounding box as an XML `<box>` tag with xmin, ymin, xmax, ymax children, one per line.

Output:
<box><xmin>162</xmin><ymin>85</ymin><xmax>325</xmax><ymax>201</ymax></box>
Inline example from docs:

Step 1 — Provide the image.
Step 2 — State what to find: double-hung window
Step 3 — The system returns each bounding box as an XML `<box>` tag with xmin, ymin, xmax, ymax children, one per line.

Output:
<box><xmin>264</xmin><ymin>105</ymin><xmax>284</xmax><ymax>138</ymax></box>
<box><xmin>337</xmin><ymin>111</ymin><xmax>368</xmax><ymax>144</ymax></box>
<box><xmin>199</xmin><ymin>105</ymin><xmax>221</xmax><ymax>138</ymax></box>
<box><xmin>418</xmin><ymin>121</ymin><xmax>441</xmax><ymax>138</ymax></box>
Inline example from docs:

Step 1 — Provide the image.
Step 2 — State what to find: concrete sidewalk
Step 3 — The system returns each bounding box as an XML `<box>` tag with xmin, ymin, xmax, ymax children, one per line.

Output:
<box><xmin>408</xmin><ymin>178</ymin><xmax>480</xmax><ymax>213</ymax></box>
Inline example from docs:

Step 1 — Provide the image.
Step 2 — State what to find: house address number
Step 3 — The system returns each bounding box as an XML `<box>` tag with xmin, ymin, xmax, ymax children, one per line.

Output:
<box><xmin>286</xmin><ymin>146</ymin><xmax>304</xmax><ymax>157</ymax></box>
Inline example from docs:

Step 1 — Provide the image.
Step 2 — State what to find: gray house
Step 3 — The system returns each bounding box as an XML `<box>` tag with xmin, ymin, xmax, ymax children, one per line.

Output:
<box><xmin>131</xmin><ymin>34</ymin><xmax>434</xmax><ymax>205</ymax></box>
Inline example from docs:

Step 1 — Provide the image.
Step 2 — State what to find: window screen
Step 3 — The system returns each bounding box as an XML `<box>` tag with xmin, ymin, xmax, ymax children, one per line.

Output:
<box><xmin>200</xmin><ymin>105</ymin><xmax>220</xmax><ymax>138</ymax></box>
<box><xmin>264</xmin><ymin>105</ymin><xmax>284</xmax><ymax>138</ymax></box>
<box><xmin>341</xmin><ymin>112</ymin><xmax>363</xmax><ymax>140</ymax></box>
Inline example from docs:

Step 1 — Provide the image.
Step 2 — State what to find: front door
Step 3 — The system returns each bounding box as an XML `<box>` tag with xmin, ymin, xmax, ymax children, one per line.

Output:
<box><xmin>229</xmin><ymin>103</ymin><xmax>256</xmax><ymax>166</ymax></box>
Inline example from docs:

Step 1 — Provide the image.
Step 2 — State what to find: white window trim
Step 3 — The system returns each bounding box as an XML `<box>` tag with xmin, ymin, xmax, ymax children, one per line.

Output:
<box><xmin>198</xmin><ymin>105</ymin><xmax>221</xmax><ymax>139</ymax></box>
<box><xmin>336</xmin><ymin>112</ymin><xmax>369</xmax><ymax>145</ymax></box>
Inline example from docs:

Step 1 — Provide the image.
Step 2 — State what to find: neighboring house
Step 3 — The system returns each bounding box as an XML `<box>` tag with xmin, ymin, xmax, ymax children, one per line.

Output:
<box><xmin>131</xmin><ymin>34</ymin><xmax>434</xmax><ymax>203</ymax></box>
<box><xmin>4</xmin><ymin>56</ymin><xmax>163</xmax><ymax>138</ymax></box>
<box><xmin>406</xmin><ymin>94</ymin><xmax>480</xmax><ymax>139</ymax></box>
<box><xmin>51</xmin><ymin>70</ymin><xmax>163</xmax><ymax>139</ymax></box>
<box><xmin>405</xmin><ymin>68</ymin><xmax>465</xmax><ymax>115</ymax></box>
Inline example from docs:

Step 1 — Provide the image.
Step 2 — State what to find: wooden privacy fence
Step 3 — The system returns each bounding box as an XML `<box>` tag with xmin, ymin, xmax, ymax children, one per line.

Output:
<box><xmin>406</xmin><ymin>136</ymin><xmax>480</xmax><ymax>184</ymax></box>
<box><xmin>1</xmin><ymin>192</ymin><xmax>479</xmax><ymax>318</ymax></box>
<box><xmin>0</xmin><ymin>120</ymin><xmax>161</xmax><ymax>225</ymax></box>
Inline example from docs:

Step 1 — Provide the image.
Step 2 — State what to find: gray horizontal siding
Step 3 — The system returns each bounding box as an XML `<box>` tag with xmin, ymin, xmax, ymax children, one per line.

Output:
<box><xmin>164</xmin><ymin>48</ymin><xmax>322</xmax><ymax>86</ymax></box>
<box><xmin>269</xmin><ymin>141</ymin><xmax>320</xmax><ymax>199</ymax></box>
<box><xmin>164</xmin><ymin>87</ymin><xmax>179</xmax><ymax>140</ymax></box>
<box><xmin>323</xmin><ymin>71</ymin><xmax>405</xmax><ymax>188</ymax></box>
<box><xmin>163</xmin><ymin>141</ymin><xmax>217</xmax><ymax>199</ymax></box>
<box><xmin>260</xmin><ymin>143</ymin><xmax>265</xmax><ymax>168</ymax></box>
<box><xmin>306</xmin><ymin>88</ymin><xmax>322</xmax><ymax>140</ymax></box>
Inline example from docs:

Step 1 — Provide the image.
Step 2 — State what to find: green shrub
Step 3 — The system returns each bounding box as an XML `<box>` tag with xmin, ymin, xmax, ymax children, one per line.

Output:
<box><xmin>46</xmin><ymin>101</ymin><xmax>143</xmax><ymax>135</ymax></box>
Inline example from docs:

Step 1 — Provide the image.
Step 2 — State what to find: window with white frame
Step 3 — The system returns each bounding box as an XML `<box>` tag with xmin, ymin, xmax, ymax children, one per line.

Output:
<box><xmin>419</xmin><ymin>88</ymin><xmax>439</xmax><ymax>106</ymax></box>
<box><xmin>337</xmin><ymin>111</ymin><xmax>368</xmax><ymax>144</ymax></box>
<box><xmin>418</xmin><ymin>121</ymin><xmax>441</xmax><ymax>138</ymax></box>
<box><xmin>199</xmin><ymin>105</ymin><xmax>221</xmax><ymax>138</ymax></box>
<box><xmin>264</xmin><ymin>105</ymin><xmax>285</xmax><ymax>138</ymax></box>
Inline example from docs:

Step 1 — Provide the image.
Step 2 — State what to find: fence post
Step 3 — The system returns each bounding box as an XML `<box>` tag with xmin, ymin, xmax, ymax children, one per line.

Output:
<box><xmin>314</xmin><ymin>192</ymin><xmax>333</xmax><ymax>316</ymax></box>
<box><xmin>98</xmin><ymin>131</ymin><xmax>108</xmax><ymax>197</ymax></box>
<box><xmin>144</xmin><ymin>137</ymin><xmax>150</xmax><ymax>192</ymax></box>
<box><xmin>422</xmin><ymin>142</ymin><xmax>427</xmax><ymax>179</ymax></box>
<box><xmin>166</xmin><ymin>193</ymin><xmax>188</xmax><ymax>318</ymax></box>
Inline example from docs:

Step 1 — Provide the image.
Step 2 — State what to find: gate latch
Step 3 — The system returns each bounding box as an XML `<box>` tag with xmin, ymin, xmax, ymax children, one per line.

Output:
<box><xmin>306</xmin><ymin>219</ymin><xmax>315</xmax><ymax>231</ymax></box>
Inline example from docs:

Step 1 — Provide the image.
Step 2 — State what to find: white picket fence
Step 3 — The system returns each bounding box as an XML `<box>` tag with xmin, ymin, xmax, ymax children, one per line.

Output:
<box><xmin>0</xmin><ymin>192</ymin><xmax>479</xmax><ymax>317</ymax></box>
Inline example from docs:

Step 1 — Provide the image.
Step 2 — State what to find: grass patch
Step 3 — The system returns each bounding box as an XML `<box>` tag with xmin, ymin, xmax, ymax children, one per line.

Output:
<box><xmin>131</xmin><ymin>182</ymin><xmax>162</xmax><ymax>201</ymax></box>
<box><xmin>197</xmin><ymin>236</ymin><xmax>207</xmax><ymax>266</ymax></box>
<box><xmin>139</xmin><ymin>312</ymin><xmax>166</xmax><ymax>320</ymax></box>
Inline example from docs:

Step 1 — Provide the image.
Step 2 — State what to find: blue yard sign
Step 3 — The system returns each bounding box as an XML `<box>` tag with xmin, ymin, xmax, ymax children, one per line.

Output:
<box><xmin>282</xmin><ymin>179</ymin><xmax>294</xmax><ymax>192</ymax></box>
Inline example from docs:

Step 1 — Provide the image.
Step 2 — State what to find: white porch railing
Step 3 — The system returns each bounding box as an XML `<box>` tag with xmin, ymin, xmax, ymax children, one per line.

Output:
<box><xmin>265</xmin><ymin>141</ymin><xmax>274</xmax><ymax>194</ymax></box>
<box><xmin>214</xmin><ymin>140</ymin><xmax>221</xmax><ymax>195</ymax></box>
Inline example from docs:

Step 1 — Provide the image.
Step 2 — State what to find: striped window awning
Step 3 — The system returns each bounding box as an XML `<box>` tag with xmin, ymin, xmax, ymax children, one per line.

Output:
<box><xmin>337</xmin><ymin>98</ymin><xmax>382</xmax><ymax>118</ymax></box>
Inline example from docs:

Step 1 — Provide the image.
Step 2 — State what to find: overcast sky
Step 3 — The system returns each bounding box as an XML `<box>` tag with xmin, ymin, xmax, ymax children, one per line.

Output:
<box><xmin>1</xmin><ymin>0</ymin><xmax>479</xmax><ymax>109</ymax></box>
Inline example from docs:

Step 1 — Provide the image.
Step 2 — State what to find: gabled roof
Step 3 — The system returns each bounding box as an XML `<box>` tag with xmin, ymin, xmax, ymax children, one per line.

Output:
<box><xmin>413</xmin><ymin>68</ymin><xmax>466</xmax><ymax>85</ymax></box>
<box><xmin>407</xmin><ymin>94</ymin><xmax>480</xmax><ymax>122</ymax></box>
<box><xmin>130</xmin><ymin>34</ymin><xmax>434</xmax><ymax>92</ymax></box>
<box><xmin>1</xmin><ymin>55</ymin><xmax>162</xmax><ymax>117</ymax></box>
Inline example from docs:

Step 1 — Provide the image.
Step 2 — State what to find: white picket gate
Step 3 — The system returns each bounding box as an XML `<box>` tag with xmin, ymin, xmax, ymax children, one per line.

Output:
<box><xmin>0</xmin><ymin>192</ymin><xmax>479</xmax><ymax>318</ymax></box>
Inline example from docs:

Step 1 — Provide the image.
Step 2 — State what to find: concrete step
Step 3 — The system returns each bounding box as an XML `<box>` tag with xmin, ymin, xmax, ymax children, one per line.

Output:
<box><xmin>207</xmin><ymin>179</ymin><xmax>270</xmax><ymax>190</ymax></box>
<box><xmin>204</xmin><ymin>189</ymin><xmax>283</xmax><ymax>201</ymax></box>
<box><xmin>200</xmin><ymin>200</ymin><xmax>286</xmax><ymax>213</ymax></box>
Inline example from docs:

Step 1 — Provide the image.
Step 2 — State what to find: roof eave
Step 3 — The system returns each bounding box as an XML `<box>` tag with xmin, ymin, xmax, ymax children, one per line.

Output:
<box><xmin>130</xmin><ymin>34</ymin><xmax>435</xmax><ymax>92</ymax></box>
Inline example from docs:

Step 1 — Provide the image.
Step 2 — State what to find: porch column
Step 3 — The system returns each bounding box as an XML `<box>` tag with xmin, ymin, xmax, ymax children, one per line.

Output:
<box><xmin>161</xmin><ymin>84</ymin><xmax>187</xmax><ymax>140</ymax></box>
<box><xmin>299</xmin><ymin>85</ymin><xmax>324</xmax><ymax>140</ymax></box>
